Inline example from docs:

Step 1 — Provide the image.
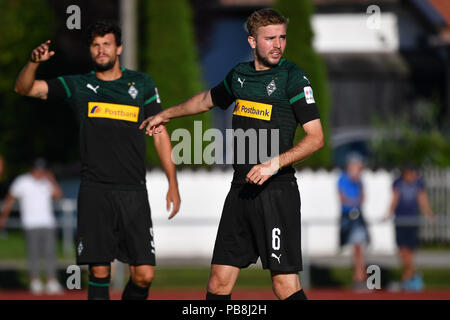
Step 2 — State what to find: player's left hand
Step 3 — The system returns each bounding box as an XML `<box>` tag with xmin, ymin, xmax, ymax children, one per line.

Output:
<box><xmin>139</xmin><ymin>114</ymin><xmax>169</xmax><ymax>136</ymax></box>
<box><xmin>166</xmin><ymin>184</ymin><xmax>181</xmax><ymax>219</ymax></box>
<box><xmin>246</xmin><ymin>157</ymin><xmax>280</xmax><ymax>186</ymax></box>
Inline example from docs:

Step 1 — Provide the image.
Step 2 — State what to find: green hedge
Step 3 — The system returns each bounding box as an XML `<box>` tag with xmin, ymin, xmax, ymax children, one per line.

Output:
<box><xmin>0</xmin><ymin>0</ymin><xmax>57</xmax><ymax>179</ymax></box>
<box><xmin>138</xmin><ymin>0</ymin><xmax>211</xmax><ymax>168</ymax></box>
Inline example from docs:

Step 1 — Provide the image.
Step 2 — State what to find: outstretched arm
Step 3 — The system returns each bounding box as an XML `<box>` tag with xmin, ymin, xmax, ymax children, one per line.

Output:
<box><xmin>14</xmin><ymin>40</ymin><xmax>55</xmax><ymax>99</ymax></box>
<box><xmin>153</xmin><ymin>126</ymin><xmax>181</xmax><ymax>219</ymax></box>
<box><xmin>246</xmin><ymin>119</ymin><xmax>324</xmax><ymax>185</ymax></box>
<box><xmin>140</xmin><ymin>90</ymin><xmax>214</xmax><ymax>136</ymax></box>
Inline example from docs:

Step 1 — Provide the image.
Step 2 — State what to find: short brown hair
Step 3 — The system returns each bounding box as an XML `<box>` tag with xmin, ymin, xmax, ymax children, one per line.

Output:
<box><xmin>245</xmin><ymin>8</ymin><xmax>289</xmax><ymax>37</ymax></box>
<box><xmin>86</xmin><ymin>21</ymin><xmax>122</xmax><ymax>46</ymax></box>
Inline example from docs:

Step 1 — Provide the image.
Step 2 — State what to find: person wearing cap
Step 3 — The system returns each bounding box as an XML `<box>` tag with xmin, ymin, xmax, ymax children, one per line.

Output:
<box><xmin>0</xmin><ymin>158</ymin><xmax>64</xmax><ymax>294</ymax></box>
<box><xmin>337</xmin><ymin>153</ymin><xmax>370</xmax><ymax>291</ymax></box>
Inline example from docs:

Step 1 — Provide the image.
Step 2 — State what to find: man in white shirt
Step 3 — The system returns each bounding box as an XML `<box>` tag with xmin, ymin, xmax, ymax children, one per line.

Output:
<box><xmin>0</xmin><ymin>158</ymin><xmax>64</xmax><ymax>294</ymax></box>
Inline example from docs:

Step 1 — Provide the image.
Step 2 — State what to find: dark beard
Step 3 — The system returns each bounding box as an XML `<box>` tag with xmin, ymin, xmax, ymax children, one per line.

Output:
<box><xmin>92</xmin><ymin>57</ymin><xmax>116</xmax><ymax>72</ymax></box>
<box><xmin>255</xmin><ymin>48</ymin><xmax>280</xmax><ymax>69</ymax></box>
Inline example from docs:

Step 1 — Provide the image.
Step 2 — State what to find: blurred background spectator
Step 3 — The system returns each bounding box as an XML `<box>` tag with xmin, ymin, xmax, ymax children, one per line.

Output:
<box><xmin>338</xmin><ymin>153</ymin><xmax>370</xmax><ymax>290</ymax></box>
<box><xmin>385</xmin><ymin>164</ymin><xmax>435</xmax><ymax>291</ymax></box>
<box><xmin>0</xmin><ymin>158</ymin><xmax>64</xmax><ymax>294</ymax></box>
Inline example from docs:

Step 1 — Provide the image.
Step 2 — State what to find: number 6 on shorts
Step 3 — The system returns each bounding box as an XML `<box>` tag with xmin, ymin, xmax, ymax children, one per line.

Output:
<box><xmin>272</xmin><ymin>228</ymin><xmax>281</xmax><ymax>250</ymax></box>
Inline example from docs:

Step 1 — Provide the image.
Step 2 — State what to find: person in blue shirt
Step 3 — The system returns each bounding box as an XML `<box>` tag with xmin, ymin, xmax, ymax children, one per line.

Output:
<box><xmin>338</xmin><ymin>153</ymin><xmax>370</xmax><ymax>290</ymax></box>
<box><xmin>385</xmin><ymin>164</ymin><xmax>435</xmax><ymax>291</ymax></box>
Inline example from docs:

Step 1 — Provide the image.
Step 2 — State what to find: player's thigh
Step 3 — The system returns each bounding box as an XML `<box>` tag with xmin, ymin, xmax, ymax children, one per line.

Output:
<box><xmin>258</xmin><ymin>181</ymin><xmax>302</xmax><ymax>272</ymax></box>
<box><xmin>117</xmin><ymin>189</ymin><xmax>155</xmax><ymax>266</ymax></box>
<box><xmin>211</xmin><ymin>186</ymin><xmax>257</xmax><ymax>268</ymax></box>
<box><xmin>76</xmin><ymin>185</ymin><xmax>116</xmax><ymax>264</ymax></box>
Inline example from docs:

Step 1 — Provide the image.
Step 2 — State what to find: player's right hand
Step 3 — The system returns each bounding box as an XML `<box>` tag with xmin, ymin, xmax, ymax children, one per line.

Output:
<box><xmin>30</xmin><ymin>40</ymin><xmax>55</xmax><ymax>63</ymax></box>
<box><xmin>139</xmin><ymin>114</ymin><xmax>169</xmax><ymax>136</ymax></box>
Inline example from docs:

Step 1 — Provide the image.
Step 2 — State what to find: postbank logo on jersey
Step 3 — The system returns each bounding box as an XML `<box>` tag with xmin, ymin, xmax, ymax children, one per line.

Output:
<box><xmin>233</xmin><ymin>99</ymin><xmax>272</xmax><ymax>121</ymax></box>
<box><xmin>88</xmin><ymin>102</ymin><xmax>139</xmax><ymax>122</ymax></box>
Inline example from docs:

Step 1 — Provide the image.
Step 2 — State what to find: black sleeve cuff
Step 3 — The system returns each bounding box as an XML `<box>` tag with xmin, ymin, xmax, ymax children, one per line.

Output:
<box><xmin>144</xmin><ymin>101</ymin><xmax>162</xmax><ymax>118</ymax></box>
<box><xmin>291</xmin><ymin>99</ymin><xmax>320</xmax><ymax>125</ymax></box>
<box><xmin>210</xmin><ymin>81</ymin><xmax>234</xmax><ymax>110</ymax></box>
<box><xmin>45</xmin><ymin>78</ymin><xmax>67</xmax><ymax>102</ymax></box>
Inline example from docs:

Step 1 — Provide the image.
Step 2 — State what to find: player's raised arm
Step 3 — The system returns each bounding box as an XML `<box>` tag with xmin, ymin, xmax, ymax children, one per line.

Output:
<box><xmin>14</xmin><ymin>40</ymin><xmax>55</xmax><ymax>99</ymax></box>
<box><xmin>139</xmin><ymin>90</ymin><xmax>214</xmax><ymax>136</ymax></box>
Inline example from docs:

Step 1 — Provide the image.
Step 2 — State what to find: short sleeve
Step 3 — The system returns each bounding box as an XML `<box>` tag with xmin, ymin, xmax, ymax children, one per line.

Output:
<box><xmin>210</xmin><ymin>70</ymin><xmax>235</xmax><ymax>110</ymax></box>
<box><xmin>287</xmin><ymin>66</ymin><xmax>320</xmax><ymax>125</ymax></box>
<box><xmin>143</xmin><ymin>74</ymin><xmax>162</xmax><ymax>118</ymax></box>
<box><xmin>9</xmin><ymin>178</ymin><xmax>23</xmax><ymax>198</ymax></box>
<box><xmin>417</xmin><ymin>178</ymin><xmax>425</xmax><ymax>190</ymax></box>
<box><xmin>46</xmin><ymin>76</ymin><xmax>72</xmax><ymax>102</ymax></box>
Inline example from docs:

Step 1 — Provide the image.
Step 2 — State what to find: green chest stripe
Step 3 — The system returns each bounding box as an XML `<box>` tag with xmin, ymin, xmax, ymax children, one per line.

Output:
<box><xmin>144</xmin><ymin>94</ymin><xmax>157</xmax><ymax>105</ymax></box>
<box><xmin>289</xmin><ymin>92</ymin><xmax>305</xmax><ymax>104</ymax></box>
<box><xmin>58</xmin><ymin>77</ymin><xmax>72</xmax><ymax>99</ymax></box>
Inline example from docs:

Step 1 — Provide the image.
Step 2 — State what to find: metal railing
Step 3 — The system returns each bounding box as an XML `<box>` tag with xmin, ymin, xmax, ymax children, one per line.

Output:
<box><xmin>0</xmin><ymin>199</ymin><xmax>78</xmax><ymax>257</ymax></box>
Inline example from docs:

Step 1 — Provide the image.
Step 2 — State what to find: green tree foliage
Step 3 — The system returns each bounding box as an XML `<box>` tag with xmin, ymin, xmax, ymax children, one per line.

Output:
<box><xmin>275</xmin><ymin>0</ymin><xmax>332</xmax><ymax>168</ymax></box>
<box><xmin>138</xmin><ymin>0</ymin><xmax>211</xmax><ymax>168</ymax></box>
<box><xmin>371</xmin><ymin>99</ymin><xmax>450</xmax><ymax>168</ymax></box>
<box><xmin>0</xmin><ymin>0</ymin><xmax>58</xmax><ymax>179</ymax></box>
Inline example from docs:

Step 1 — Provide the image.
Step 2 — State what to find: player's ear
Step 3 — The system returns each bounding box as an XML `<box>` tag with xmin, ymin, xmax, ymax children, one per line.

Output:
<box><xmin>116</xmin><ymin>45</ymin><xmax>123</xmax><ymax>56</ymax></box>
<box><xmin>248</xmin><ymin>36</ymin><xmax>256</xmax><ymax>49</ymax></box>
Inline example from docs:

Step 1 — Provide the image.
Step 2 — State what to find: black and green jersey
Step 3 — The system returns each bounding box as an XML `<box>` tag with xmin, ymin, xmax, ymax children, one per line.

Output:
<box><xmin>46</xmin><ymin>68</ymin><xmax>162</xmax><ymax>186</ymax></box>
<box><xmin>211</xmin><ymin>58</ymin><xmax>320</xmax><ymax>183</ymax></box>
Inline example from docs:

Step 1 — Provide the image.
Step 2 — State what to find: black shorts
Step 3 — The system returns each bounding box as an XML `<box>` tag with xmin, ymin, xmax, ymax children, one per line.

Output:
<box><xmin>211</xmin><ymin>181</ymin><xmax>302</xmax><ymax>272</ymax></box>
<box><xmin>395</xmin><ymin>226</ymin><xmax>419</xmax><ymax>250</ymax></box>
<box><xmin>76</xmin><ymin>182</ymin><xmax>155</xmax><ymax>266</ymax></box>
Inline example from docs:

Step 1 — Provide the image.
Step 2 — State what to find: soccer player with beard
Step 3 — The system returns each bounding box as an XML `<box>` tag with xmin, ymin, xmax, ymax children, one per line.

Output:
<box><xmin>141</xmin><ymin>9</ymin><xmax>324</xmax><ymax>300</ymax></box>
<box><xmin>14</xmin><ymin>21</ymin><xmax>181</xmax><ymax>300</ymax></box>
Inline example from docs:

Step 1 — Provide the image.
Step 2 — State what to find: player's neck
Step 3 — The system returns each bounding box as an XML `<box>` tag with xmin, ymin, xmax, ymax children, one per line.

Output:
<box><xmin>253</xmin><ymin>56</ymin><xmax>281</xmax><ymax>71</ymax></box>
<box><xmin>95</xmin><ymin>63</ymin><xmax>123</xmax><ymax>81</ymax></box>
<box><xmin>253</xmin><ymin>58</ymin><xmax>270</xmax><ymax>71</ymax></box>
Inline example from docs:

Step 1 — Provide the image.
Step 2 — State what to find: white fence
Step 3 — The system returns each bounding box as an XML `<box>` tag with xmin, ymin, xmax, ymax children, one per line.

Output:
<box><xmin>422</xmin><ymin>168</ymin><xmax>450</xmax><ymax>242</ymax></box>
<box><xmin>2</xmin><ymin>168</ymin><xmax>449</xmax><ymax>259</ymax></box>
<box><xmin>148</xmin><ymin>168</ymin><xmax>396</xmax><ymax>260</ymax></box>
